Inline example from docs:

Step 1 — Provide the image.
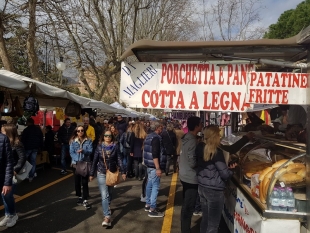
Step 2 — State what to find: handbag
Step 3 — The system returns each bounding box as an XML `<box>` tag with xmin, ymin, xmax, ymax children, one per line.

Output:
<box><xmin>102</xmin><ymin>149</ymin><xmax>121</xmax><ymax>186</ymax></box>
<box><xmin>76</xmin><ymin>161</ymin><xmax>91</xmax><ymax>177</ymax></box>
<box><xmin>15</xmin><ymin>161</ymin><xmax>32</xmax><ymax>183</ymax></box>
<box><xmin>75</xmin><ymin>148</ymin><xmax>91</xmax><ymax>177</ymax></box>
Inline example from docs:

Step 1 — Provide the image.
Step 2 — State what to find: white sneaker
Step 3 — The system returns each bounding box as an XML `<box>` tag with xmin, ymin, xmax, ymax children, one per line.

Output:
<box><xmin>102</xmin><ymin>217</ymin><xmax>111</xmax><ymax>227</ymax></box>
<box><xmin>6</xmin><ymin>215</ymin><xmax>18</xmax><ymax>227</ymax></box>
<box><xmin>193</xmin><ymin>211</ymin><xmax>202</xmax><ymax>216</ymax></box>
<box><xmin>0</xmin><ymin>216</ymin><xmax>10</xmax><ymax>227</ymax></box>
<box><xmin>140</xmin><ymin>194</ymin><xmax>146</xmax><ymax>202</ymax></box>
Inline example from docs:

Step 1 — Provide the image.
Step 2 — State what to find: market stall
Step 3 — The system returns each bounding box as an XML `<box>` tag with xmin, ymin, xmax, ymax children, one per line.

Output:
<box><xmin>0</xmin><ymin>70</ymin><xmax>125</xmax><ymax>114</ymax></box>
<box><xmin>119</xmin><ymin>25</ymin><xmax>310</xmax><ymax>233</ymax></box>
<box><xmin>0</xmin><ymin>70</ymin><xmax>126</xmax><ymax>168</ymax></box>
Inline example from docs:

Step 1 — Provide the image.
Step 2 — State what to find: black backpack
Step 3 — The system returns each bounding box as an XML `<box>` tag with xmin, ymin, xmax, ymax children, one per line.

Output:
<box><xmin>23</xmin><ymin>95</ymin><xmax>39</xmax><ymax>113</ymax></box>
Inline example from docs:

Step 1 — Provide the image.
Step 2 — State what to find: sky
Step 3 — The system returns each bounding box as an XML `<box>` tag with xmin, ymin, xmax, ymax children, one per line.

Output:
<box><xmin>259</xmin><ymin>0</ymin><xmax>304</xmax><ymax>26</ymax></box>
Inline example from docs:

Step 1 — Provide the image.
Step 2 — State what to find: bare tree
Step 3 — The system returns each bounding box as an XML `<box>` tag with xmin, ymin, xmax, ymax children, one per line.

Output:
<box><xmin>198</xmin><ymin>0</ymin><xmax>266</xmax><ymax>41</ymax></box>
<box><xmin>0</xmin><ymin>0</ymin><xmax>17</xmax><ymax>71</ymax></box>
<box><xmin>40</xmin><ymin>0</ymin><xmax>196</xmax><ymax>100</ymax></box>
<box><xmin>26</xmin><ymin>0</ymin><xmax>41</xmax><ymax>80</ymax></box>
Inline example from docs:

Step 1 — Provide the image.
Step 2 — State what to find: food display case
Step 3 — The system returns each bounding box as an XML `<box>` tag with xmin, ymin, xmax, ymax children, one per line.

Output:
<box><xmin>222</xmin><ymin>134</ymin><xmax>307</xmax><ymax>233</ymax></box>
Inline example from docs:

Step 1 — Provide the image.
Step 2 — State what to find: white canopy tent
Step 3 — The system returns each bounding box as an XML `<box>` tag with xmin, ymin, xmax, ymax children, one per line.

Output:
<box><xmin>110</xmin><ymin>102</ymin><xmax>139</xmax><ymax>117</ymax></box>
<box><xmin>0</xmin><ymin>70</ymin><xmax>124</xmax><ymax>114</ymax></box>
<box><xmin>125</xmin><ymin>107</ymin><xmax>145</xmax><ymax>118</ymax></box>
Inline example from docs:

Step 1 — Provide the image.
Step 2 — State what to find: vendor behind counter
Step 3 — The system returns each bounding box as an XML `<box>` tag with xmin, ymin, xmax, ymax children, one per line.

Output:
<box><xmin>244</xmin><ymin>105</ymin><xmax>307</xmax><ymax>142</ymax></box>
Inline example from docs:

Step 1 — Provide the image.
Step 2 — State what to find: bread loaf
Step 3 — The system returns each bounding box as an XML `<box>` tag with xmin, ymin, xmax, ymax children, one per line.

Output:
<box><xmin>274</xmin><ymin>168</ymin><xmax>287</xmax><ymax>179</ymax></box>
<box><xmin>279</xmin><ymin>173</ymin><xmax>303</xmax><ymax>183</ymax></box>
<box><xmin>259</xmin><ymin>167</ymin><xmax>273</xmax><ymax>181</ymax></box>
<box><xmin>287</xmin><ymin>163</ymin><xmax>305</xmax><ymax>173</ymax></box>
<box><xmin>272</xmin><ymin>159</ymin><xmax>292</xmax><ymax>168</ymax></box>
<box><xmin>297</xmin><ymin>167</ymin><xmax>306</xmax><ymax>178</ymax></box>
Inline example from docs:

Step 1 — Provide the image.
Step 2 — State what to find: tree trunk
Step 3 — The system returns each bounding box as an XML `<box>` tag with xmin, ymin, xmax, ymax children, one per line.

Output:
<box><xmin>27</xmin><ymin>0</ymin><xmax>40</xmax><ymax>80</ymax></box>
<box><xmin>0</xmin><ymin>16</ymin><xmax>14</xmax><ymax>71</ymax></box>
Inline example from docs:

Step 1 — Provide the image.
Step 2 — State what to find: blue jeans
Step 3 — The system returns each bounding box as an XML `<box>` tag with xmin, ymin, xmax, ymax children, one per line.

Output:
<box><xmin>25</xmin><ymin>149</ymin><xmax>38</xmax><ymax>178</ymax></box>
<box><xmin>97</xmin><ymin>173</ymin><xmax>114</xmax><ymax>218</ymax></box>
<box><xmin>195</xmin><ymin>193</ymin><xmax>202</xmax><ymax>212</ymax></box>
<box><xmin>61</xmin><ymin>144</ymin><xmax>69</xmax><ymax>171</ymax></box>
<box><xmin>199</xmin><ymin>186</ymin><xmax>225</xmax><ymax>233</ymax></box>
<box><xmin>121</xmin><ymin>153</ymin><xmax>127</xmax><ymax>170</ymax></box>
<box><xmin>145</xmin><ymin>168</ymin><xmax>160</xmax><ymax>209</ymax></box>
<box><xmin>1</xmin><ymin>184</ymin><xmax>16</xmax><ymax>215</ymax></box>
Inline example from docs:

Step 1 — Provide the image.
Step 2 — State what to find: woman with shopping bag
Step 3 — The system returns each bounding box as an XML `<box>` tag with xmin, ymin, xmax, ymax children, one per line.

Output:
<box><xmin>89</xmin><ymin>129</ymin><xmax>126</xmax><ymax>227</ymax></box>
<box><xmin>69</xmin><ymin>125</ymin><xmax>93</xmax><ymax>209</ymax></box>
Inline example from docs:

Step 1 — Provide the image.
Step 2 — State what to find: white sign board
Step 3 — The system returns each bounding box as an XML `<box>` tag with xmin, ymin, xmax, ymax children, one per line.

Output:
<box><xmin>120</xmin><ymin>62</ymin><xmax>254</xmax><ymax>112</ymax></box>
<box><xmin>246</xmin><ymin>72</ymin><xmax>309</xmax><ymax>105</ymax></box>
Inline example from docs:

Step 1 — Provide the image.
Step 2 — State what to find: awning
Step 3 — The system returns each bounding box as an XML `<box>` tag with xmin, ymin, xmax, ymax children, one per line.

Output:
<box><xmin>0</xmin><ymin>70</ymin><xmax>121</xmax><ymax>114</ymax></box>
<box><xmin>120</xmin><ymin>26</ymin><xmax>310</xmax><ymax>72</ymax></box>
<box><xmin>110</xmin><ymin>102</ymin><xmax>138</xmax><ymax>117</ymax></box>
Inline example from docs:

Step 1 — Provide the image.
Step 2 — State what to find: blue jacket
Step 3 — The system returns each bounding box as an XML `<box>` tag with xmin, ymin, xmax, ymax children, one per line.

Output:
<box><xmin>195</xmin><ymin>142</ymin><xmax>233</xmax><ymax>191</ymax></box>
<box><xmin>143</xmin><ymin>132</ymin><xmax>166</xmax><ymax>169</ymax></box>
<box><xmin>89</xmin><ymin>143</ymin><xmax>125</xmax><ymax>176</ymax></box>
<box><xmin>69</xmin><ymin>138</ymin><xmax>93</xmax><ymax>164</ymax></box>
<box><xmin>0</xmin><ymin>133</ymin><xmax>13</xmax><ymax>187</ymax></box>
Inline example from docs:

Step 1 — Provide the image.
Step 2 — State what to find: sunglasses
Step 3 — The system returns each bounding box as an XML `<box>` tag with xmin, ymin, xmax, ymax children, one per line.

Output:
<box><xmin>104</xmin><ymin>135</ymin><xmax>112</xmax><ymax>138</ymax></box>
<box><xmin>77</xmin><ymin>130</ymin><xmax>84</xmax><ymax>133</ymax></box>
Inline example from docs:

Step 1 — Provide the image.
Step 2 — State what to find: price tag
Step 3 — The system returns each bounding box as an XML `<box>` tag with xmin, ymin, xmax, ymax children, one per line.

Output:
<box><xmin>280</xmin><ymin>182</ymin><xmax>285</xmax><ymax>187</ymax></box>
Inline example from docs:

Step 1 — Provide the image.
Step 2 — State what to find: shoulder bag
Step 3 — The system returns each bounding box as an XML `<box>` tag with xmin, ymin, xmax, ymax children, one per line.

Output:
<box><xmin>15</xmin><ymin>161</ymin><xmax>33</xmax><ymax>183</ymax></box>
<box><xmin>102</xmin><ymin>148</ymin><xmax>121</xmax><ymax>186</ymax></box>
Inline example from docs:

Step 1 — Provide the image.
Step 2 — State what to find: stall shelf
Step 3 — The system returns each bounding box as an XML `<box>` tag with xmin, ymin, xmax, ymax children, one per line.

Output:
<box><xmin>223</xmin><ymin>135</ymin><xmax>307</xmax><ymax>233</ymax></box>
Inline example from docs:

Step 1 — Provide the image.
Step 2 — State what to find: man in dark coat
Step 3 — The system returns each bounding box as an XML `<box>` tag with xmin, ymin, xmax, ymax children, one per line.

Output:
<box><xmin>57</xmin><ymin>118</ymin><xmax>74</xmax><ymax>175</ymax></box>
<box><xmin>21</xmin><ymin>118</ymin><xmax>43</xmax><ymax>182</ymax></box>
<box><xmin>115</xmin><ymin>115</ymin><xmax>128</xmax><ymax>136</ymax></box>
<box><xmin>44</xmin><ymin>125</ymin><xmax>55</xmax><ymax>166</ymax></box>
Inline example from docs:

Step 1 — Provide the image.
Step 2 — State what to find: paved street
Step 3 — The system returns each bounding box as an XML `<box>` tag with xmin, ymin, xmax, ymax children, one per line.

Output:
<box><xmin>0</xmin><ymin>166</ymin><xmax>230</xmax><ymax>233</ymax></box>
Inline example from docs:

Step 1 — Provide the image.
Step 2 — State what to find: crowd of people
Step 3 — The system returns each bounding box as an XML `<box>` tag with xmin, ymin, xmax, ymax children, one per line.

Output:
<box><xmin>0</xmin><ymin>113</ymin><xmax>254</xmax><ymax>232</ymax></box>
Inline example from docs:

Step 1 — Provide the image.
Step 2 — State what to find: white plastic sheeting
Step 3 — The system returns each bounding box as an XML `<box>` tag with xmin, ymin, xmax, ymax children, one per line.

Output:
<box><xmin>0</xmin><ymin>70</ymin><xmax>123</xmax><ymax>113</ymax></box>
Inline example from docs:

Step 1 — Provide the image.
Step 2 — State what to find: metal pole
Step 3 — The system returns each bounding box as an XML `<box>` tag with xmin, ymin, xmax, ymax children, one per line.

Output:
<box><xmin>44</xmin><ymin>41</ymin><xmax>48</xmax><ymax>83</ymax></box>
<box><xmin>306</xmin><ymin>48</ymin><xmax>310</xmax><ymax>230</ymax></box>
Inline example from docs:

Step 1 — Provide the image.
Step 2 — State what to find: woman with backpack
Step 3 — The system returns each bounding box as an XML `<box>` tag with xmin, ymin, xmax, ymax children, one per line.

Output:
<box><xmin>120</xmin><ymin>124</ymin><xmax>134</xmax><ymax>177</ymax></box>
<box><xmin>130</xmin><ymin>122</ymin><xmax>147</xmax><ymax>180</ymax></box>
<box><xmin>161</xmin><ymin>123</ymin><xmax>177</xmax><ymax>176</ymax></box>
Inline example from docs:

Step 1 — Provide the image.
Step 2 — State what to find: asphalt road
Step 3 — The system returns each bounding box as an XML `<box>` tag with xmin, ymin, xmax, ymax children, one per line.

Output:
<box><xmin>0</xmin><ymin>165</ymin><xmax>230</xmax><ymax>233</ymax></box>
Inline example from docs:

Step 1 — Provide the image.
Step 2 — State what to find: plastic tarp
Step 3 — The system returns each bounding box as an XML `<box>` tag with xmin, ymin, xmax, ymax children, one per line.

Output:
<box><xmin>0</xmin><ymin>70</ymin><xmax>121</xmax><ymax>113</ymax></box>
<box><xmin>125</xmin><ymin>107</ymin><xmax>145</xmax><ymax>117</ymax></box>
<box><xmin>110</xmin><ymin>102</ymin><xmax>138</xmax><ymax>117</ymax></box>
<box><xmin>246</xmin><ymin>104</ymin><xmax>279</xmax><ymax>112</ymax></box>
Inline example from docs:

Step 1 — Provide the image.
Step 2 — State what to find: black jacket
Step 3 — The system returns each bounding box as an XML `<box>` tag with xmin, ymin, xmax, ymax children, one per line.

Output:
<box><xmin>196</xmin><ymin>142</ymin><xmax>233</xmax><ymax>190</ymax></box>
<box><xmin>115</xmin><ymin>120</ymin><xmax>128</xmax><ymax>136</ymax></box>
<box><xmin>58</xmin><ymin>124</ymin><xmax>75</xmax><ymax>144</ymax></box>
<box><xmin>12</xmin><ymin>142</ymin><xmax>26</xmax><ymax>174</ymax></box>
<box><xmin>130</xmin><ymin>133</ymin><xmax>144</xmax><ymax>158</ymax></box>
<box><xmin>220</xmin><ymin>135</ymin><xmax>250</xmax><ymax>154</ymax></box>
<box><xmin>44</xmin><ymin>130</ymin><xmax>55</xmax><ymax>151</ymax></box>
<box><xmin>89</xmin><ymin>143</ymin><xmax>125</xmax><ymax>177</ymax></box>
<box><xmin>0</xmin><ymin>133</ymin><xmax>13</xmax><ymax>187</ymax></box>
<box><xmin>161</xmin><ymin>130</ymin><xmax>177</xmax><ymax>155</ymax></box>
<box><xmin>21</xmin><ymin>125</ymin><xmax>43</xmax><ymax>150</ymax></box>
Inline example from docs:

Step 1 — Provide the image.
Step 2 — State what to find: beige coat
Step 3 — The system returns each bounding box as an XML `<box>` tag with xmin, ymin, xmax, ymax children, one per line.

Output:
<box><xmin>175</xmin><ymin>129</ymin><xmax>185</xmax><ymax>155</ymax></box>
